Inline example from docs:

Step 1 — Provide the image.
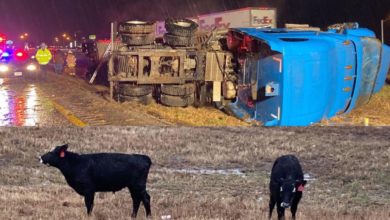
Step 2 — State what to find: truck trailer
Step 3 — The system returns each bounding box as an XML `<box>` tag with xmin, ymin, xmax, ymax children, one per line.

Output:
<box><xmin>156</xmin><ymin>7</ymin><xmax>277</xmax><ymax>37</ymax></box>
<box><xmin>108</xmin><ymin>19</ymin><xmax>390</xmax><ymax>126</ymax></box>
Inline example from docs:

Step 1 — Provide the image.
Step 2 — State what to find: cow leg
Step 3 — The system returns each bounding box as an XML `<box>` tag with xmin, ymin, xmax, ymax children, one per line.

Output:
<box><xmin>84</xmin><ymin>191</ymin><xmax>95</xmax><ymax>215</ymax></box>
<box><xmin>129</xmin><ymin>188</ymin><xmax>142</xmax><ymax>218</ymax></box>
<box><xmin>276</xmin><ymin>202</ymin><xmax>285</xmax><ymax>220</ymax></box>
<box><xmin>269</xmin><ymin>195</ymin><xmax>276</xmax><ymax>219</ymax></box>
<box><xmin>291</xmin><ymin>193</ymin><xmax>302</xmax><ymax>220</ymax></box>
<box><xmin>141</xmin><ymin>189</ymin><xmax>151</xmax><ymax>217</ymax></box>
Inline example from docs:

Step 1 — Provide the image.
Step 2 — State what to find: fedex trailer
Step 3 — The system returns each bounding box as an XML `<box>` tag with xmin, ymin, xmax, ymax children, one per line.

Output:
<box><xmin>156</xmin><ymin>7</ymin><xmax>277</xmax><ymax>37</ymax></box>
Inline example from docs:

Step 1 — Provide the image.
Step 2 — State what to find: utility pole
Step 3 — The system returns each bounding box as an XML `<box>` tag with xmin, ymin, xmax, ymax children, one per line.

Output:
<box><xmin>382</xmin><ymin>19</ymin><xmax>384</xmax><ymax>43</ymax></box>
<box><xmin>381</xmin><ymin>16</ymin><xmax>390</xmax><ymax>44</ymax></box>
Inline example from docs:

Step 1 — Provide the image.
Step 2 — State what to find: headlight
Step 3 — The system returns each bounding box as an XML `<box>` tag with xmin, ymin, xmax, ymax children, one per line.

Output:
<box><xmin>0</xmin><ymin>64</ymin><xmax>9</xmax><ymax>73</ymax></box>
<box><xmin>26</xmin><ymin>64</ymin><xmax>37</xmax><ymax>71</ymax></box>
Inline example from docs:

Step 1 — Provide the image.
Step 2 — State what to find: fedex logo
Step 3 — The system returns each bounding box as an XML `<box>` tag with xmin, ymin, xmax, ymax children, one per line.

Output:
<box><xmin>199</xmin><ymin>17</ymin><xmax>231</xmax><ymax>31</ymax></box>
<box><xmin>252</xmin><ymin>16</ymin><xmax>273</xmax><ymax>25</ymax></box>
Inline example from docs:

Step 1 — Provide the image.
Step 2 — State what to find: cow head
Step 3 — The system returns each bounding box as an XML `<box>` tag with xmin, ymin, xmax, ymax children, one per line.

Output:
<box><xmin>40</xmin><ymin>144</ymin><xmax>69</xmax><ymax>167</ymax></box>
<box><xmin>279</xmin><ymin>178</ymin><xmax>307</xmax><ymax>208</ymax></box>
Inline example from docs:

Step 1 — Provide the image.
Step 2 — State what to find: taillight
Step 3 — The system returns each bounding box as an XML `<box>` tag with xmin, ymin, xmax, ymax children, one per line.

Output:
<box><xmin>16</xmin><ymin>52</ymin><xmax>24</xmax><ymax>57</ymax></box>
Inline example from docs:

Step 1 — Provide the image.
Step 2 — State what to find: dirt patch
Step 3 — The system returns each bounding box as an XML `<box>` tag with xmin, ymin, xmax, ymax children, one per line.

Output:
<box><xmin>0</xmin><ymin>126</ymin><xmax>389</xmax><ymax>219</ymax></box>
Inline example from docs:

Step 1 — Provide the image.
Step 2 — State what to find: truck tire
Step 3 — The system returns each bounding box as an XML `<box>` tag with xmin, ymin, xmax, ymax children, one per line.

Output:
<box><xmin>121</xmin><ymin>33</ymin><xmax>155</xmax><ymax>46</ymax></box>
<box><xmin>165</xmin><ymin>18</ymin><xmax>198</xmax><ymax>37</ymax></box>
<box><xmin>120</xmin><ymin>94</ymin><xmax>153</xmax><ymax>105</ymax></box>
<box><xmin>118</xmin><ymin>20</ymin><xmax>155</xmax><ymax>34</ymax></box>
<box><xmin>164</xmin><ymin>34</ymin><xmax>194</xmax><ymax>47</ymax></box>
<box><xmin>119</xmin><ymin>84</ymin><xmax>153</xmax><ymax>97</ymax></box>
<box><xmin>161</xmin><ymin>84</ymin><xmax>195</xmax><ymax>96</ymax></box>
<box><xmin>160</xmin><ymin>94</ymin><xmax>194</xmax><ymax>107</ymax></box>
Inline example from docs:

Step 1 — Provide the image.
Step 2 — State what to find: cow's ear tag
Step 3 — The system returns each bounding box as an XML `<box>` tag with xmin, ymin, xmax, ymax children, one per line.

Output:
<box><xmin>297</xmin><ymin>184</ymin><xmax>304</xmax><ymax>192</ymax></box>
<box><xmin>59</xmin><ymin>150</ymin><xmax>65</xmax><ymax>158</ymax></box>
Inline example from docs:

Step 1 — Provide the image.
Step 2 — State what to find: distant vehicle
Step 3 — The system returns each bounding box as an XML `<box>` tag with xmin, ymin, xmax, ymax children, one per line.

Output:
<box><xmin>0</xmin><ymin>46</ymin><xmax>39</xmax><ymax>78</ymax></box>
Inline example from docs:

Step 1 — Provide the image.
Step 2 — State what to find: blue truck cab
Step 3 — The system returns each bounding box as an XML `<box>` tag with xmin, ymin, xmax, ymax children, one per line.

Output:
<box><xmin>226</xmin><ymin>23</ymin><xmax>390</xmax><ymax>126</ymax></box>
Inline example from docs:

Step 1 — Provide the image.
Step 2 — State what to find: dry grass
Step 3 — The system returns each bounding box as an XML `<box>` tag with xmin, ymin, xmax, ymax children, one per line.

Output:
<box><xmin>327</xmin><ymin>84</ymin><xmax>390</xmax><ymax>126</ymax></box>
<box><xmin>0</xmin><ymin>126</ymin><xmax>389</xmax><ymax>219</ymax></box>
<box><xmin>122</xmin><ymin>101</ymin><xmax>249</xmax><ymax>126</ymax></box>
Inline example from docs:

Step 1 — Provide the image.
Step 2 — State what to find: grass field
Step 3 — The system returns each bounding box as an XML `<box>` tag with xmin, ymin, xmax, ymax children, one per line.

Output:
<box><xmin>0</xmin><ymin>126</ymin><xmax>389</xmax><ymax>219</ymax></box>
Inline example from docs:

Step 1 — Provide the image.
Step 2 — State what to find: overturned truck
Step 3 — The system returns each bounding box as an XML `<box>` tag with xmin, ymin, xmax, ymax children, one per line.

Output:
<box><xmin>108</xmin><ymin>20</ymin><xmax>390</xmax><ymax>126</ymax></box>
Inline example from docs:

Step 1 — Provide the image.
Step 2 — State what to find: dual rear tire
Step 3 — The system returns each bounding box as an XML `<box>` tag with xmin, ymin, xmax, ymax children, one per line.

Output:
<box><xmin>118</xmin><ymin>84</ymin><xmax>153</xmax><ymax>105</ymax></box>
<box><xmin>118</xmin><ymin>20</ymin><xmax>155</xmax><ymax>46</ymax></box>
<box><xmin>164</xmin><ymin>18</ymin><xmax>198</xmax><ymax>47</ymax></box>
<box><xmin>160</xmin><ymin>84</ymin><xmax>195</xmax><ymax>107</ymax></box>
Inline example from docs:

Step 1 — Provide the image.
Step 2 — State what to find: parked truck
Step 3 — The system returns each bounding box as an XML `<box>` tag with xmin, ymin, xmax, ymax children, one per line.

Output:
<box><xmin>108</xmin><ymin>14</ymin><xmax>390</xmax><ymax>126</ymax></box>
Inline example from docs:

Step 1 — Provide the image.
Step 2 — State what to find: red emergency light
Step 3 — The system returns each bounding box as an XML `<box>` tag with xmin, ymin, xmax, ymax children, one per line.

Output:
<box><xmin>14</xmin><ymin>49</ymin><xmax>28</xmax><ymax>61</ymax></box>
<box><xmin>0</xmin><ymin>33</ymin><xmax>6</xmax><ymax>43</ymax></box>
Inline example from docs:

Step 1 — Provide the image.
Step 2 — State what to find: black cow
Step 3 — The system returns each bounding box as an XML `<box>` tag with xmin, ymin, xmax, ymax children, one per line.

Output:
<box><xmin>40</xmin><ymin>144</ymin><xmax>152</xmax><ymax>218</ymax></box>
<box><xmin>269</xmin><ymin>155</ymin><xmax>307</xmax><ymax>220</ymax></box>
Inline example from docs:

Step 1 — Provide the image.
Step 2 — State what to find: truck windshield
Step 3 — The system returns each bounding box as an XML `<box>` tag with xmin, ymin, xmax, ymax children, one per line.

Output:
<box><xmin>355</xmin><ymin>37</ymin><xmax>382</xmax><ymax>108</ymax></box>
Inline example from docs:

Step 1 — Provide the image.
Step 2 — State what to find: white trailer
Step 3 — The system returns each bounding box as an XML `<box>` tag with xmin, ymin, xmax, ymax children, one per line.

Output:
<box><xmin>156</xmin><ymin>7</ymin><xmax>277</xmax><ymax>37</ymax></box>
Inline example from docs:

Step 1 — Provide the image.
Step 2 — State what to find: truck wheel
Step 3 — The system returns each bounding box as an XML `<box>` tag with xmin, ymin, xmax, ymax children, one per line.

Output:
<box><xmin>121</xmin><ymin>33</ymin><xmax>155</xmax><ymax>46</ymax></box>
<box><xmin>161</xmin><ymin>84</ymin><xmax>195</xmax><ymax>96</ymax></box>
<box><xmin>120</xmin><ymin>94</ymin><xmax>153</xmax><ymax>105</ymax></box>
<box><xmin>118</xmin><ymin>20</ymin><xmax>155</xmax><ymax>34</ymax></box>
<box><xmin>160</xmin><ymin>94</ymin><xmax>194</xmax><ymax>107</ymax></box>
<box><xmin>119</xmin><ymin>84</ymin><xmax>153</xmax><ymax>97</ymax></box>
<box><xmin>165</xmin><ymin>18</ymin><xmax>198</xmax><ymax>37</ymax></box>
<box><xmin>164</xmin><ymin>34</ymin><xmax>194</xmax><ymax>47</ymax></box>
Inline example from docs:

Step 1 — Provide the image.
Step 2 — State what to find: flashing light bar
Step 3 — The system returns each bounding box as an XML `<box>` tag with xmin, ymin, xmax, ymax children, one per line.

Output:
<box><xmin>1</xmin><ymin>52</ymin><xmax>10</xmax><ymax>57</ymax></box>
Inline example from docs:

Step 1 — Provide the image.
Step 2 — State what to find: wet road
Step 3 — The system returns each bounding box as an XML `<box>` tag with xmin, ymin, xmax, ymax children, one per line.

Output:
<box><xmin>0</xmin><ymin>75</ymin><xmax>70</xmax><ymax>126</ymax></box>
<box><xmin>0</xmin><ymin>68</ymin><xmax>169</xmax><ymax>127</ymax></box>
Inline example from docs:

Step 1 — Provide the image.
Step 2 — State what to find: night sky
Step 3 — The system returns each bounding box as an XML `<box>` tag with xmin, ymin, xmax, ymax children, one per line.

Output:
<box><xmin>0</xmin><ymin>0</ymin><xmax>389</xmax><ymax>44</ymax></box>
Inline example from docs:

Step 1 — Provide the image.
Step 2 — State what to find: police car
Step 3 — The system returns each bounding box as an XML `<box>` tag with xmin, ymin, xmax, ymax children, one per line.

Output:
<box><xmin>0</xmin><ymin>42</ymin><xmax>39</xmax><ymax>77</ymax></box>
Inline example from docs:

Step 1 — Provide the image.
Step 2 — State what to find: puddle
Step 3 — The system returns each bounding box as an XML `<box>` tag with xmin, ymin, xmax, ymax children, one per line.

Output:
<box><xmin>0</xmin><ymin>84</ymin><xmax>38</xmax><ymax>126</ymax></box>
